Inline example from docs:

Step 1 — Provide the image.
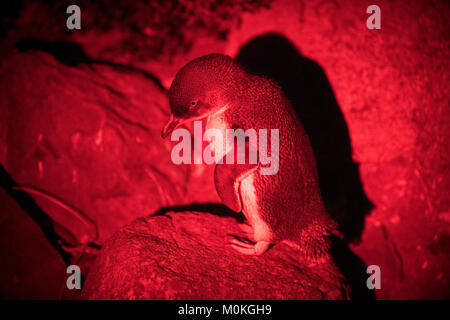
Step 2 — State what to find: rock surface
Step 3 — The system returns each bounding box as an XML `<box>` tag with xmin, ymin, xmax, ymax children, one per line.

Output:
<box><xmin>82</xmin><ymin>211</ymin><xmax>348</xmax><ymax>299</ymax></box>
<box><xmin>0</xmin><ymin>51</ymin><xmax>188</xmax><ymax>244</ymax></box>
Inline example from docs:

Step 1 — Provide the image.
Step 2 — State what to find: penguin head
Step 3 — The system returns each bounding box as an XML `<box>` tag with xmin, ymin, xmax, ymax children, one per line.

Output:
<box><xmin>161</xmin><ymin>54</ymin><xmax>234</xmax><ymax>138</ymax></box>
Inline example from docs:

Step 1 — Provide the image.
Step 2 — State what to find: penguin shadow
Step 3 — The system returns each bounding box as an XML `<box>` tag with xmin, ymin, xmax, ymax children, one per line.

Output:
<box><xmin>236</xmin><ymin>33</ymin><xmax>375</xmax><ymax>300</ymax></box>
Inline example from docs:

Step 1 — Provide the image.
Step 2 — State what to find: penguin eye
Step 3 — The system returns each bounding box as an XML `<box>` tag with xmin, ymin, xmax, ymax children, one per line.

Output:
<box><xmin>190</xmin><ymin>100</ymin><xmax>197</xmax><ymax>107</ymax></box>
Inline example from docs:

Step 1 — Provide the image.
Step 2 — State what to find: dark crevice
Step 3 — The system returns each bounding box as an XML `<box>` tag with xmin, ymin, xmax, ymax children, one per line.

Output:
<box><xmin>15</xmin><ymin>37</ymin><xmax>167</xmax><ymax>92</ymax></box>
<box><xmin>329</xmin><ymin>235</ymin><xmax>376</xmax><ymax>300</ymax></box>
<box><xmin>152</xmin><ymin>202</ymin><xmax>246</xmax><ymax>224</ymax></box>
<box><xmin>0</xmin><ymin>164</ymin><xmax>72</xmax><ymax>265</ymax></box>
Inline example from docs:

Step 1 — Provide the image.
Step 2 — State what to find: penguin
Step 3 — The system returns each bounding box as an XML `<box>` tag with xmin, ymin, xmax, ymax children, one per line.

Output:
<box><xmin>161</xmin><ymin>53</ymin><xmax>336</xmax><ymax>262</ymax></box>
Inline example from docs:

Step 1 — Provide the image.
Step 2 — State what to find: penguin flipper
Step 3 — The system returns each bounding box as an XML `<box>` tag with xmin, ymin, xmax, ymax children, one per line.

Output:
<box><xmin>214</xmin><ymin>161</ymin><xmax>258</xmax><ymax>213</ymax></box>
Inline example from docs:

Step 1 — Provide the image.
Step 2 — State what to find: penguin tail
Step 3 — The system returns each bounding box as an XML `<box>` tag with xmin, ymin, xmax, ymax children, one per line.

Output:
<box><xmin>297</xmin><ymin>220</ymin><xmax>335</xmax><ymax>264</ymax></box>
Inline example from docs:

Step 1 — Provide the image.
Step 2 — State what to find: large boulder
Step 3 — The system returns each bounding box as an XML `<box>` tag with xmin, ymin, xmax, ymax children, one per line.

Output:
<box><xmin>82</xmin><ymin>211</ymin><xmax>348</xmax><ymax>299</ymax></box>
<box><xmin>0</xmin><ymin>51</ymin><xmax>188</xmax><ymax>244</ymax></box>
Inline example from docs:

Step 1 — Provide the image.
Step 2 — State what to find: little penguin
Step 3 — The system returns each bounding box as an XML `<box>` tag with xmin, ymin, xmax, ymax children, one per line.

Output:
<box><xmin>161</xmin><ymin>53</ymin><xmax>336</xmax><ymax>262</ymax></box>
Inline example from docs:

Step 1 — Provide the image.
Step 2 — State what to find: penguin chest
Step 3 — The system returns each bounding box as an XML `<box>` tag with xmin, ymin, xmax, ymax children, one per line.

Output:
<box><xmin>205</xmin><ymin>114</ymin><xmax>233</xmax><ymax>160</ymax></box>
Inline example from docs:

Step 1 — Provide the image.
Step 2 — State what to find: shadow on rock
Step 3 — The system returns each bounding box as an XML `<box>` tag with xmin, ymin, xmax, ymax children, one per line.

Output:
<box><xmin>152</xmin><ymin>202</ymin><xmax>246</xmax><ymax>223</ymax></box>
<box><xmin>0</xmin><ymin>164</ymin><xmax>72</xmax><ymax>265</ymax></box>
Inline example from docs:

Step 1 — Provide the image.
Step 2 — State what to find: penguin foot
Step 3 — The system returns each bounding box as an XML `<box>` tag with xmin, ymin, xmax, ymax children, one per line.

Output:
<box><xmin>227</xmin><ymin>237</ymin><xmax>271</xmax><ymax>256</ymax></box>
<box><xmin>238</xmin><ymin>223</ymin><xmax>255</xmax><ymax>241</ymax></box>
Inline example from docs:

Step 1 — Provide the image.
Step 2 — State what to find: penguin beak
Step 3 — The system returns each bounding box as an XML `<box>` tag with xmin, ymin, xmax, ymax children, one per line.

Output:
<box><xmin>161</xmin><ymin>114</ymin><xmax>181</xmax><ymax>138</ymax></box>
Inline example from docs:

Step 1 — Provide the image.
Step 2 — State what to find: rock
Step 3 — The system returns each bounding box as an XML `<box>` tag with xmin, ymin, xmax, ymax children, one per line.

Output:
<box><xmin>0</xmin><ymin>187</ymin><xmax>66</xmax><ymax>299</ymax></box>
<box><xmin>82</xmin><ymin>211</ymin><xmax>348</xmax><ymax>299</ymax></box>
<box><xmin>0</xmin><ymin>51</ymin><xmax>188</xmax><ymax>244</ymax></box>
